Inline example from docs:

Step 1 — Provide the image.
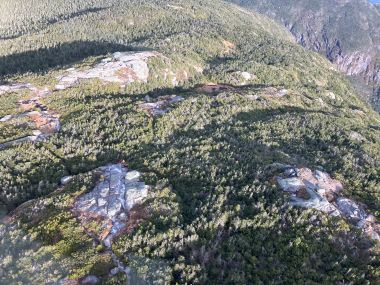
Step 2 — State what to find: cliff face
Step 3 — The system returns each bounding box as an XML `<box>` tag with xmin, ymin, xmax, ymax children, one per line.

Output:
<box><xmin>291</xmin><ymin>28</ymin><xmax>380</xmax><ymax>111</ymax></box>
<box><xmin>335</xmin><ymin>51</ymin><xmax>380</xmax><ymax>110</ymax></box>
<box><xmin>228</xmin><ymin>0</ymin><xmax>380</xmax><ymax>111</ymax></box>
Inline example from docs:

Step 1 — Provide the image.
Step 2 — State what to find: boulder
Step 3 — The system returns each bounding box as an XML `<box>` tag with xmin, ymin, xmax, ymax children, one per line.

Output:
<box><xmin>349</xmin><ymin>131</ymin><xmax>366</xmax><ymax>142</ymax></box>
<box><xmin>277</xmin><ymin>177</ymin><xmax>305</xmax><ymax>193</ymax></box>
<box><xmin>60</xmin><ymin>176</ymin><xmax>73</xmax><ymax>185</ymax></box>
<box><xmin>0</xmin><ymin>115</ymin><xmax>13</xmax><ymax>122</ymax></box>
<box><xmin>139</xmin><ymin>95</ymin><xmax>184</xmax><ymax>116</ymax></box>
<box><xmin>80</xmin><ymin>275</ymin><xmax>100</xmax><ymax>285</ymax></box>
<box><xmin>336</xmin><ymin>198</ymin><xmax>367</xmax><ymax>221</ymax></box>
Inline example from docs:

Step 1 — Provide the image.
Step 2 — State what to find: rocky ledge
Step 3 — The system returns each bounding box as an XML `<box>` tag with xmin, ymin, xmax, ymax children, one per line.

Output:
<box><xmin>139</xmin><ymin>95</ymin><xmax>184</xmax><ymax>116</ymax></box>
<box><xmin>276</xmin><ymin>166</ymin><xmax>380</xmax><ymax>240</ymax></box>
<box><xmin>55</xmin><ymin>51</ymin><xmax>159</xmax><ymax>90</ymax></box>
<box><xmin>0</xmin><ymin>51</ymin><xmax>163</xmax><ymax>149</ymax></box>
<box><xmin>73</xmin><ymin>164</ymin><xmax>149</xmax><ymax>247</ymax></box>
<box><xmin>0</xmin><ymin>83</ymin><xmax>37</xmax><ymax>95</ymax></box>
<box><xmin>0</xmin><ymin>86</ymin><xmax>60</xmax><ymax>149</ymax></box>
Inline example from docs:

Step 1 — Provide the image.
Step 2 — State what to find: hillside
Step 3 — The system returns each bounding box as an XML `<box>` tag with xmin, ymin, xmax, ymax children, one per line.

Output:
<box><xmin>227</xmin><ymin>0</ymin><xmax>380</xmax><ymax>112</ymax></box>
<box><xmin>0</xmin><ymin>0</ymin><xmax>379</xmax><ymax>284</ymax></box>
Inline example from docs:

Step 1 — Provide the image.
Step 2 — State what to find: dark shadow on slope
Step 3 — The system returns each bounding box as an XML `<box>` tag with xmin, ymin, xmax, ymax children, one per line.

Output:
<box><xmin>0</xmin><ymin>41</ymin><xmax>153</xmax><ymax>78</ymax></box>
<box><xmin>122</xmin><ymin>98</ymin><xmax>374</xmax><ymax>224</ymax></box>
<box><xmin>0</xmin><ymin>7</ymin><xmax>111</xmax><ymax>41</ymax></box>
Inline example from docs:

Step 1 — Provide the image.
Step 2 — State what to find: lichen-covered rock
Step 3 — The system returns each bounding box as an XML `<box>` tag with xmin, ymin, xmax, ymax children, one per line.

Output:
<box><xmin>349</xmin><ymin>131</ymin><xmax>366</xmax><ymax>142</ymax></box>
<box><xmin>260</xmin><ymin>87</ymin><xmax>288</xmax><ymax>98</ymax></box>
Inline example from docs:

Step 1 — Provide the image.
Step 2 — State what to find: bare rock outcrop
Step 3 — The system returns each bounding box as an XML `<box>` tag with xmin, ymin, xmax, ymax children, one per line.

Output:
<box><xmin>0</xmin><ymin>83</ymin><xmax>37</xmax><ymax>95</ymax></box>
<box><xmin>55</xmin><ymin>51</ymin><xmax>159</xmax><ymax>90</ymax></box>
<box><xmin>0</xmin><ymin>85</ymin><xmax>60</xmax><ymax>149</ymax></box>
<box><xmin>73</xmin><ymin>164</ymin><xmax>149</xmax><ymax>247</ymax></box>
<box><xmin>276</xmin><ymin>166</ymin><xmax>380</xmax><ymax>240</ymax></box>
<box><xmin>139</xmin><ymin>95</ymin><xmax>184</xmax><ymax>116</ymax></box>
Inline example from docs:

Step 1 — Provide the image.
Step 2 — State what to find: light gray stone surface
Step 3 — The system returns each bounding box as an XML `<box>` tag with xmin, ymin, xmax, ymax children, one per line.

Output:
<box><xmin>336</xmin><ymin>198</ymin><xmax>367</xmax><ymax>221</ymax></box>
<box><xmin>55</xmin><ymin>51</ymin><xmax>158</xmax><ymax>90</ymax></box>
<box><xmin>276</xmin><ymin>177</ymin><xmax>305</xmax><ymax>193</ymax></box>
<box><xmin>276</xmin><ymin>166</ymin><xmax>379</xmax><ymax>240</ymax></box>
<box><xmin>60</xmin><ymin>176</ymin><xmax>73</xmax><ymax>185</ymax></box>
<box><xmin>74</xmin><ymin>164</ymin><xmax>149</xmax><ymax>246</ymax></box>
<box><xmin>81</xmin><ymin>275</ymin><xmax>100</xmax><ymax>285</ymax></box>
<box><xmin>139</xmin><ymin>95</ymin><xmax>184</xmax><ymax>116</ymax></box>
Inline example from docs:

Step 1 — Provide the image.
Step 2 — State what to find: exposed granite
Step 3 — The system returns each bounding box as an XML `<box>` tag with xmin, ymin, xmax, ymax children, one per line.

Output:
<box><xmin>276</xmin><ymin>166</ymin><xmax>379</xmax><ymax>240</ymax></box>
<box><xmin>73</xmin><ymin>164</ymin><xmax>149</xmax><ymax>247</ymax></box>
<box><xmin>55</xmin><ymin>51</ymin><xmax>159</xmax><ymax>90</ymax></box>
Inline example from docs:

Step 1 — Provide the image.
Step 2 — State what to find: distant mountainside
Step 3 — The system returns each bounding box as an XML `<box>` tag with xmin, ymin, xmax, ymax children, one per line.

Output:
<box><xmin>227</xmin><ymin>0</ymin><xmax>380</xmax><ymax>111</ymax></box>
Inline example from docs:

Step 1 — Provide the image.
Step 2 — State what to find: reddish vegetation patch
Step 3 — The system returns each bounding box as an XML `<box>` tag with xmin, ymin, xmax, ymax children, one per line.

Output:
<box><xmin>19</xmin><ymin>101</ymin><xmax>36</xmax><ymax>111</ymax></box>
<box><xmin>296</xmin><ymin>188</ymin><xmax>310</xmax><ymax>199</ymax></box>
<box><xmin>17</xmin><ymin>97</ymin><xmax>61</xmax><ymax>135</ymax></box>
<box><xmin>125</xmin><ymin>204</ymin><xmax>147</xmax><ymax>234</ymax></box>
<box><xmin>298</xmin><ymin>168</ymin><xmax>343</xmax><ymax>194</ymax></box>
<box><xmin>73</xmin><ymin>203</ymin><xmax>147</xmax><ymax>242</ymax></box>
<box><xmin>222</xmin><ymin>39</ymin><xmax>236</xmax><ymax>54</ymax></box>
<box><xmin>176</xmin><ymin>70</ymin><xmax>189</xmax><ymax>82</ymax></box>
<box><xmin>73</xmin><ymin>210</ymin><xmax>114</xmax><ymax>242</ymax></box>
<box><xmin>29</xmin><ymin>113</ymin><xmax>49</xmax><ymax>127</ymax></box>
<box><xmin>197</xmin><ymin>83</ymin><xmax>234</xmax><ymax>94</ymax></box>
<box><xmin>28</xmin><ymin>111</ymin><xmax>60</xmax><ymax>134</ymax></box>
<box><xmin>116</xmin><ymin>67</ymin><xmax>139</xmax><ymax>82</ymax></box>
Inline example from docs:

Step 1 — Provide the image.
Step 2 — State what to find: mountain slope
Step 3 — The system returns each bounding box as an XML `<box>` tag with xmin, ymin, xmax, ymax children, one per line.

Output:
<box><xmin>227</xmin><ymin>0</ymin><xmax>380</xmax><ymax>111</ymax></box>
<box><xmin>0</xmin><ymin>0</ymin><xmax>379</xmax><ymax>284</ymax></box>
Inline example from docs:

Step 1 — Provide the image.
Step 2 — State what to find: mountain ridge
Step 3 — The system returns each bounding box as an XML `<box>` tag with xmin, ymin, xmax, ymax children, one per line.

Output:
<box><xmin>227</xmin><ymin>0</ymin><xmax>380</xmax><ymax>111</ymax></box>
